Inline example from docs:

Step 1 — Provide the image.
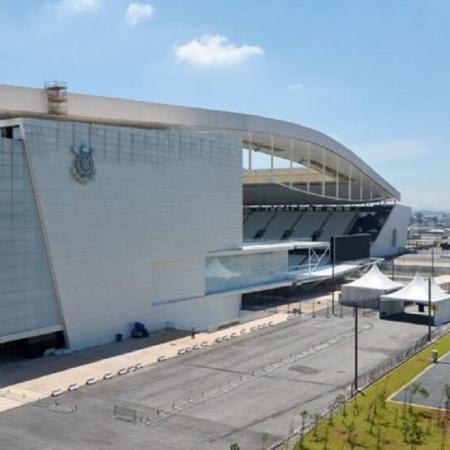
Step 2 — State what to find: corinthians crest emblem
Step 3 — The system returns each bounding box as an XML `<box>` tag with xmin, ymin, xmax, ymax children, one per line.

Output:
<box><xmin>71</xmin><ymin>143</ymin><xmax>95</xmax><ymax>184</ymax></box>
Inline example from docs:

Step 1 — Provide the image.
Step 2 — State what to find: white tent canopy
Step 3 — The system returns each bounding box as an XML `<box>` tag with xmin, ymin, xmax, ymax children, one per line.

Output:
<box><xmin>381</xmin><ymin>272</ymin><xmax>449</xmax><ymax>304</ymax></box>
<box><xmin>340</xmin><ymin>264</ymin><xmax>403</xmax><ymax>309</ymax></box>
<box><xmin>344</xmin><ymin>264</ymin><xmax>402</xmax><ymax>291</ymax></box>
<box><xmin>380</xmin><ymin>272</ymin><xmax>450</xmax><ymax>326</ymax></box>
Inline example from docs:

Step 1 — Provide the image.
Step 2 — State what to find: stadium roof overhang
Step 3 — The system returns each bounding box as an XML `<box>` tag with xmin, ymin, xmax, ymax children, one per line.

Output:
<box><xmin>0</xmin><ymin>84</ymin><xmax>400</xmax><ymax>205</ymax></box>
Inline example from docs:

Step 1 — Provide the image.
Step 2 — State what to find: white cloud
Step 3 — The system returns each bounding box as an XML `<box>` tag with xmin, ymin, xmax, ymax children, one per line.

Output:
<box><xmin>58</xmin><ymin>0</ymin><xmax>101</xmax><ymax>14</ymax></box>
<box><xmin>288</xmin><ymin>83</ymin><xmax>303</xmax><ymax>90</ymax></box>
<box><xmin>126</xmin><ymin>3</ymin><xmax>154</xmax><ymax>27</ymax></box>
<box><xmin>175</xmin><ymin>34</ymin><xmax>263</xmax><ymax>66</ymax></box>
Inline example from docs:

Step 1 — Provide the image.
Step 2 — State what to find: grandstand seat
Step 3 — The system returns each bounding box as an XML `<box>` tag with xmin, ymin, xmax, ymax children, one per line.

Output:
<box><xmin>318</xmin><ymin>211</ymin><xmax>357</xmax><ymax>242</ymax></box>
<box><xmin>263</xmin><ymin>211</ymin><xmax>302</xmax><ymax>240</ymax></box>
<box><xmin>289</xmin><ymin>211</ymin><xmax>329</xmax><ymax>240</ymax></box>
<box><xmin>243</xmin><ymin>211</ymin><xmax>276</xmax><ymax>240</ymax></box>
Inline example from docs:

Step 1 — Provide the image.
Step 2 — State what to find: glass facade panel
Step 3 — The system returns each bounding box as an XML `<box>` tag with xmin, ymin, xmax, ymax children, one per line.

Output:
<box><xmin>0</xmin><ymin>136</ymin><xmax>61</xmax><ymax>338</ymax></box>
<box><xmin>205</xmin><ymin>251</ymin><xmax>288</xmax><ymax>294</ymax></box>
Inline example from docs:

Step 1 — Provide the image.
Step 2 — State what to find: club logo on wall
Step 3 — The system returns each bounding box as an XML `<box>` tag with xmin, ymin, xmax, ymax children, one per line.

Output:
<box><xmin>71</xmin><ymin>143</ymin><xmax>95</xmax><ymax>184</ymax></box>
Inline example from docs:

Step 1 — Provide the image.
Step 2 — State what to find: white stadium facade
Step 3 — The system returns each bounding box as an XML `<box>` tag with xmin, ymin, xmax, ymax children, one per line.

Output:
<box><xmin>0</xmin><ymin>83</ymin><xmax>411</xmax><ymax>354</ymax></box>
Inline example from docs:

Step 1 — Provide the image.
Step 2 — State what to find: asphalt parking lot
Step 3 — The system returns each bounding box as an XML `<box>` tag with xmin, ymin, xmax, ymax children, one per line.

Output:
<box><xmin>392</xmin><ymin>349</ymin><xmax>450</xmax><ymax>410</ymax></box>
<box><xmin>0</xmin><ymin>315</ymin><xmax>428</xmax><ymax>450</ymax></box>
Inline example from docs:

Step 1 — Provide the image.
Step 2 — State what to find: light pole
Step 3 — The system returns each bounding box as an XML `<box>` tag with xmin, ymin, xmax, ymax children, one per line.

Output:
<box><xmin>431</xmin><ymin>246</ymin><xmax>435</xmax><ymax>279</ymax></box>
<box><xmin>331</xmin><ymin>237</ymin><xmax>336</xmax><ymax>315</ymax></box>
<box><xmin>428</xmin><ymin>278</ymin><xmax>432</xmax><ymax>342</ymax></box>
<box><xmin>391</xmin><ymin>258</ymin><xmax>395</xmax><ymax>281</ymax></box>
<box><xmin>354</xmin><ymin>303</ymin><xmax>359</xmax><ymax>392</ymax></box>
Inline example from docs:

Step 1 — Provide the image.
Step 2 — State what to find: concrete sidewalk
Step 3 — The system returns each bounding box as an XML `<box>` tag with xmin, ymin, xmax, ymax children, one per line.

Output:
<box><xmin>0</xmin><ymin>312</ymin><xmax>290</xmax><ymax>413</ymax></box>
<box><xmin>0</xmin><ymin>293</ymin><xmax>338</xmax><ymax>414</ymax></box>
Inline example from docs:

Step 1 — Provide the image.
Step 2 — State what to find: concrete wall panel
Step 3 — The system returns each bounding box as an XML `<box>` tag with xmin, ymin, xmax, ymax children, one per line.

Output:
<box><xmin>23</xmin><ymin>119</ymin><xmax>242</xmax><ymax>349</ymax></box>
<box><xmin>0</xmin><ymin>136</ymin><xmax>62</xmax><ymax>341</ymax></box>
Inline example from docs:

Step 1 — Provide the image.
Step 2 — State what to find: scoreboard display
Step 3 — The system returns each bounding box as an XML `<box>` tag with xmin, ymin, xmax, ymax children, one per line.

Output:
<box><xmin>330</xmin><ymin>234</ymin><xmax>371</xmax><ymax>264</ymax></box>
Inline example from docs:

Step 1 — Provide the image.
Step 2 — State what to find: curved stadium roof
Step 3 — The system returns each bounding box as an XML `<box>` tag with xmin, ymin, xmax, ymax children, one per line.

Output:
<box><xmin>0</xmin><ymin>84</ymin><xmax>400</xmax><ymax>205</ymax></box>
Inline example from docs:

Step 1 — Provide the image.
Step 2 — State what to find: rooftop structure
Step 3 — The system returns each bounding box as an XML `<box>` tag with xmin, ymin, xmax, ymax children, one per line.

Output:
<box><xmin>0</xmin><ymin>83</ymin><xmax>399</xmax><ymax>205</ymax></box>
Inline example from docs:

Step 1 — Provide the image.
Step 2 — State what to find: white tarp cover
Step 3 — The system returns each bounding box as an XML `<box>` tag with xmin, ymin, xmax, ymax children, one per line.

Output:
<box><xmin>380</xmin><ymin>272</ymin><xmax>450</xmax><ymax>326</ymax></box>
<box><xmin>340</xmin><ymin>264</ymin><xmax>403</xmax><ymax>308</ymax></box>
<box><xmin>381</xmin><ymin>272</ymin><xmax>450</xmax><ymax>304</ymax></box>
<box><xmin>343</xmin><ymin>264</ymin><xmax>403</xmax><ymax>291</ymax></box>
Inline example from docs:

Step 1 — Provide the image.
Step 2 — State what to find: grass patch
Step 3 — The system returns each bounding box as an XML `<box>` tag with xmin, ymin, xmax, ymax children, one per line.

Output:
<box><xmin>291</xmin><ymin>332</ymin><xmax>450</xmax><ymax>450</ymax></box>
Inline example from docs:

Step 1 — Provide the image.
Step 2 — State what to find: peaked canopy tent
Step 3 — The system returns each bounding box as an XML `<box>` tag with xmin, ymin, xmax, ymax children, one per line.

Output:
<box><xmin>340</xmin><ymin>264</ymin><xmax>403</xmax><ymax>309</ymax></box>
<box><xmin>380</xmin><ymin>273</ymin><xmax>450</xmax><ymax>326</ymax></box>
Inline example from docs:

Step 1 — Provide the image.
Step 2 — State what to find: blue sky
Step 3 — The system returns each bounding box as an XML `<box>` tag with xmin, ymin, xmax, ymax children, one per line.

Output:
<box><xmin>0</xmin><ymin>0</ymin><xmax>449</xmax><ymax>209</ymax></box>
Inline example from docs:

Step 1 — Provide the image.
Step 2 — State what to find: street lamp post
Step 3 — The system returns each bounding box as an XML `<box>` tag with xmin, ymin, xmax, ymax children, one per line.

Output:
<box><xmin>354</xmin><ymin>303</ymin><xmax>359</xmax><ymax>392</ymax></box>
<box><xmin>431</xmin><ymin>246</ymin><xmax>435</xmax><ymax>279</ymax></box>
<box><xmin>331</xmin><ymin>237</ymin><xmax>336</xmax><ymax>315</ymax></box>
<box><xmin>428</xmin><ymin>278</ymin><xmax>432</xmax><ymax>342</ymax></box>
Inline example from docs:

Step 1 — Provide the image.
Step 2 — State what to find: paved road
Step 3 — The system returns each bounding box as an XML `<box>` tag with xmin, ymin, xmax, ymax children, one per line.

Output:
<box><xmin>0</xmin><ymin>316</ymin><xmax>428</xmax><ymax>450</ymax></box>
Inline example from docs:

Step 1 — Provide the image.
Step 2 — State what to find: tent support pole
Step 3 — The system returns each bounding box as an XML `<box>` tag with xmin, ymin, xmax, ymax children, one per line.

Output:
<box><xmin>428</xmin><ymin>278</ymin><xmax>432</xmax><ymax>342</ymax></box>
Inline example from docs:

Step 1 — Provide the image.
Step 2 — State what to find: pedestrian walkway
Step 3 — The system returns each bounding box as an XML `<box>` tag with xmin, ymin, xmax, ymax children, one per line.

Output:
<box><xmin>0</xmin><ymin>295</ymin><xmax>339</xmax><ymax>414</ymax></box>
<box><xmin>0</xmin><ymin>312</ymin><xmax>290</xmax><ymax>413</ymax></box>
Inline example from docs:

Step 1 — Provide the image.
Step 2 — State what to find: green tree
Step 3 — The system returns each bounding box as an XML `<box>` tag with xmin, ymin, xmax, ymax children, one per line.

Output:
<box><xmin>345</xmin><ymin>421</ymin><xmax>358</xmax><ymax>449</ymax></box>
<box><xmin>298</xmin><ymin>410</ymin><xmax>309</xmax><ymax>449</ymax></box>
<box><xmin>322</xmin><ymin>422</ymin><xmax>330</xmax><ymax>450</ymax></box>
<box><xmin>261</xmin><ymin>432</ymin><xmax>270</xmax><ymax>450</ymax></box>
<box><xmin>408</xmin><ymin>383</ymin><xmax>429</xmax><ymax>412</ymax></box>
<box><xmin>444</xmin><ymin>383</ymin><xmax>450</xmax><ymax>411</ymax></box>
<box><xmin>400</xmin><ymin>384</ymin><xmax>429</xmax><ymax>449</ymax></box>
<box><xmin>440</xmin><ymin>383</ymin><xmax>450</xmax><ymax>450</ymax></box>
<box><xmin>335</xmin><ymin>393</ymin><xmax>347</xmax><ymax>417</ymax></box>
<box><xmin>312</xmin><ymin>413</ymin><xmax>321</xmax><ymax>442</ymax></box>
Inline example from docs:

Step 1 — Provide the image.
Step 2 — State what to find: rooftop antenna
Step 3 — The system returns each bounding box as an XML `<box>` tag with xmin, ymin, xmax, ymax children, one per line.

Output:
<box><xmin>45</xmin><ymin>81</ymin><xmax>68</xmax><ymax>115</ymax></box>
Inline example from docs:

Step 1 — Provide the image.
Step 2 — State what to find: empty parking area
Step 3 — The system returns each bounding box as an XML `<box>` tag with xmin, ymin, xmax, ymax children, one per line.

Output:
<box><xmin>0</xmin><ymin>316</ymin><xmax>428</xmax><ymax>450</ymax></box>
<box><xmin>391</xmin><ymin>350</ymin><xmax>450</xmax><ymax>410</ymax></box>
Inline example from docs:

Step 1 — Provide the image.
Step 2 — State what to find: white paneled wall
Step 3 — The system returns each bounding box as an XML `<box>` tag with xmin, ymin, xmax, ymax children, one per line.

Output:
<box><xmin>152</xmin><ymin>257</ymin><xmax>204</xmax><ymax>303</ymax></box>
<box><xmin>23</xmin><ymin>119</ymin><xmax>242</xmax><ymax>350</ymax></box>
<box><xmin>0</xmin><ymin>137</ymin><xmax>62</xmax><ymax>341</ymax></box>
<box><xmin>150</xmin><ymin>294</ymin><xmax>242</xmax><ymax>331</ymax></box>
<box><xmin>371</xmin><ymin>204</ymin><xmax>411</xmax><ymax>257</ymax></box>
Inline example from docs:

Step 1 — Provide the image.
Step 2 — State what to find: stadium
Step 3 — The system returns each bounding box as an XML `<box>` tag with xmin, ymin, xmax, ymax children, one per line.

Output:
<box><xmin>0</xmin><ymin>82</ymin><xmax>411</xmax><ymax>353</ymax></box>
